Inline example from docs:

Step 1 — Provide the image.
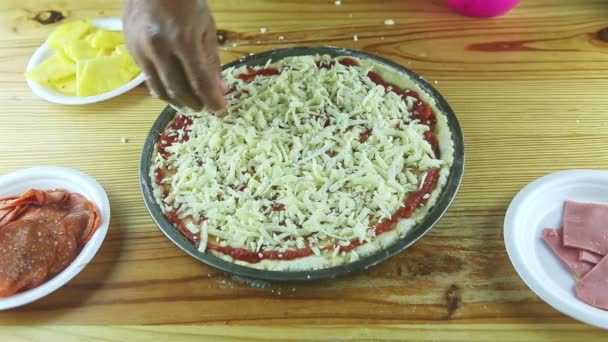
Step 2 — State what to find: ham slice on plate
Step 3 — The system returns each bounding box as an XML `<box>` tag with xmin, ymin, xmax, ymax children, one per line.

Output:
<box><xmin>579</xmin><ymin>250</ymin><xmax>603</xmax><ymax>265</ymax></box>
<box><xmin>563</xmin><ymin>201</ymin><xmax>608</xmax><ymax>255</ymax></box>
<box><xmin>543</xmin><ymin>228</ymin><xmax>594</xmax><ymax>278</ymax></box>
<box><xmin>576</xmin><ymin>255</ymin><xmax>608</xmax><ymax>310</ymax></box>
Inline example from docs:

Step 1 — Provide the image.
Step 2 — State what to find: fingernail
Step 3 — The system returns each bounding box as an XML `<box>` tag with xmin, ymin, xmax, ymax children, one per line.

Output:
<box><xmin>218</xmin><ymin>75</ymin><xmax>229</xmax><ymax>93</ymax></box>
<box><xmin>210</xmin><ymin>100</ymin><xmax>228</xmax><ymax>116</ymax></box>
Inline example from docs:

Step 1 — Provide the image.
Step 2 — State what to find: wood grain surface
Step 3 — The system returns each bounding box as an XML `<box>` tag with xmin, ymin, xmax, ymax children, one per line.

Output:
<box><xmin>1</xmin><ymin>0</ymin><xmax>608</xmax><ymax>340</ymax></box>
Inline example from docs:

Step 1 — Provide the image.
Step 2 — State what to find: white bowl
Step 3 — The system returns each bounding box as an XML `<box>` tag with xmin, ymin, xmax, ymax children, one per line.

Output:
<box><xmin>0</xmin><ymin>167</ymin><xmax>110</xmax><ymax>310</ymax></box>
<box><xmin>504</xmin><ymin>169</ymin><xmax>608</xmax><ymax>329</ymax></box>
<box><xmin>25</xmin><ymin>17</ymin><xmax>146</xmax><ymax>105</ymax></box>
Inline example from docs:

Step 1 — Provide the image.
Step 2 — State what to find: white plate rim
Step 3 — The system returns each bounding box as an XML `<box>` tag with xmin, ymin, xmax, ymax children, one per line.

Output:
<box><xmin>504</xmin><ymin>169</ymin><xmax>608</xmax><ymax>329</ymax></box>
<box><xmin>0</xmin><ymin>167</ymin><xmax>110</xmax><ymax>310</ymax></box>
<box><xmin>25</xmin><ymin>17</ymin><xmax>145</xmax><ymax>105</ymax></box>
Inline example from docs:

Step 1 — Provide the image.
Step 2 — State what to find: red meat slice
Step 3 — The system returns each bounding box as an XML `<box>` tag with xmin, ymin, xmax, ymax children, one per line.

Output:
<box><xmin>576</xmin><ymin>254</ymin><xmax>608</xmax><ymax>310</ymax></box>
<box><xmin>0</xmin><ymin>220</ymin><xmax>57</xmax><ymax>297</ymax></box>
<box><xmin>0</xmin><ymin>205</ymin><xmax>26</xmax><ymax>228</ymax></box>
<box><xmin>579</xmin><ymin>250</ymin><xmax>603</xmax><ymax>265</ymax></box>
<box><xmin>15</xmin><ymin>192</ymin><xmax>101</xmax><ymax>245</ymax></box>
<box><xmin>0</xmin><ymin>189</ymin><xmax>69</xmax><ymax>210</ymax></box>
<box><xmin>34</xmin><ymin>214</ymin><xmax>78</xmax><ymax>277</ymax></box>
<box><xmin>0</xmin><ymin>189</ymin><xmax>102</xmax><ymax>297</ymax></box>
<box><xmin>563</xmin><ymin>201</ymin><xmax>608</xmax><ymax>255</ymax></box>
<box><xmin>543</xmin><ymin>228</ymin><xmax>594</xmax><ymax>278</ymax></box>
<box><xmin>0</xmin><ymin>189</ymin><xmax>70</xmax><ymax>229</ymax></box>
<box><xmin>63</xmin><ymin>193</ymin><xmax>102</xmax><ymax>244</ymax></box>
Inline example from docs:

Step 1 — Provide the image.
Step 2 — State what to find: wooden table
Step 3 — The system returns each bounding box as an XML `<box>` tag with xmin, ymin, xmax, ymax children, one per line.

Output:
<box><xmin>1</xmin><ymin>0</ymin><xmax>607</xmax><ymax>340</ymax></box>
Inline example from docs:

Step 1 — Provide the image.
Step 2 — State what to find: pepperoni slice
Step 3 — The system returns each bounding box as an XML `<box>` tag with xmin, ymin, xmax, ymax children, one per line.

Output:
<box><xmin>48</xmin><ymin>228</ymin><xmax>77</xmax><ymax>276</ymax></box>
<box><xmin>0</xmin><ymin>189</ymin><xmax>69</xmax><ymax>210</ymax></box>
<box><xmin>0</xmin><ymin>220</ymin><xmax>57</xmax><ymax>297</ymax></box>
<box><xmin>0</xmin><ymin>189</ymin><xmax>71</xmax><ymax>229</ymax></box>
<box><xmin>18</xmin><ymin>204</ymin><xmax>64</xmax><ymax>227</ymax></box>
<box><xmin>0</xmin><ymin>205</ymin><xmax>26</xmax><ymax>228</ymax></box>
<box><xmin>15</xmin><ymin>192</ymin><xmax>101</xmax><ymax>246</ymax></box>
<box><xmin>34</xmin><ymin>215</ymin><xmax>78</xmax><ymax>277</ymax></box>
<box><xmin>62</xmin><ymin>193</ymin><xmax>102</xmax><ymax>244</ymax></box>
<box><xmin>81</xmin><ymin>199</ymin><xmax>102</xmax><ymax>243</ymax></box>
<box><xmin>63</xmin><ymin>211</ymin><xmax>92</xmax><ymax>245</ymax></box>
<box><xmin>0</xmin><ymin>189</ymin><xmax>102</xmax><ymax>297</ymax></box>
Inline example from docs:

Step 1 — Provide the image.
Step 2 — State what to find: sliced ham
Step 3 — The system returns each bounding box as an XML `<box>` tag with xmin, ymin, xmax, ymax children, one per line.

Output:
<box><xmin>563</xmin><ymin>201</ymin><xmax>608</xmax><ymax>255</ymax></box>
<box><xmin>576</xmin><ymin>255</ymin><xmax>608</xmax><ymax>310</ymax></box>
<box><xmin>579</xmin><ymin>250</ymin><xmax>603</xmax><ymax>265</ymax></box>
<box><xmin>543</xmin><ymin>228</ymin><xmax>594</xmax><ymax>278</ymax></box>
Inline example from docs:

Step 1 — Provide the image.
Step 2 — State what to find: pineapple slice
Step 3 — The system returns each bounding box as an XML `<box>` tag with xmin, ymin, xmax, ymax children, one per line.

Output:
<box><xmin>114</xmin><ymin>44</ymin><xmax>132</xmax><ymax>57</ymax></box>
<box><xmin>62</xmin><ymin>39</ymin><xmax>98</xmax><ymax>61</ymax></box>
<box><xmin>28</xmin><ymin>20</ymin><xmax>142</xmax><ymax>98</ymax></box>
<box><xmin>52</xmin><ymin>76</ymin><xmax>77</xmax><ymax>95</ymax></box>
<box><xmin>26</xmin><ymin>53</ymin><xmax>75</xmax><ymax>84</ymax></box>
<box><xmin>89</xmin><ymin>30</ymin><xmax>125</xmax><ymax>49</ymax></box>
<box><xmin>76</xmin><ymin>55</ymin><xmax>134</xmax><ymax>96</ymax></box>
<box><xmin>47</xmin><ymin>20</ymin><xmax>92</xmax><ymax>51</ymax></box>
<box><xmin>83</xmin><ymin>30</ymin><xmax>96</xmax><ymax>44</ymax></box>
<box><xmin>114</xmin><ymin>44</ymin><xmax>141</xmax><ymax>76</ymax></box>
<box><xmin>96</xmin><ymin>48</ymin><xmax>114</xmax><ymax>57</ymax></box>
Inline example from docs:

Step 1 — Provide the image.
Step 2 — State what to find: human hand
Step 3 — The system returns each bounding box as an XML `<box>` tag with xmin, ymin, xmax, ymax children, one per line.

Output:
<box><xmin>122</xmin><ymin>0</ymin><xmax>227</xmax><ymax>111</ymax></box>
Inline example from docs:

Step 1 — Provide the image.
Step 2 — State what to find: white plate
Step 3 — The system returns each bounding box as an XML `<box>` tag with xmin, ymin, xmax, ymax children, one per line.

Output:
<box><xmin>0</xmin><ymin>167</ymin><xmax>110</xmax><ymax>310</ymax></box>
<box><xmin>25</xmin><ymin>17</ymin><xmax>146</xmax><ymax>105</ymax></box>
<box><xmin>504</xmin><ymin>169</ymin><xmax>608</xmax><ymax>329</ymax></box>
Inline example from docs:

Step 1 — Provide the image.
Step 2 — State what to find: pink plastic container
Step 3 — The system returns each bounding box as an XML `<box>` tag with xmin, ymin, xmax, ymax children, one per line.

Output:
<box><xmin>447</xmin><ymin>0</ymin><xmax>520</xmax><ymax>18</ymax></box>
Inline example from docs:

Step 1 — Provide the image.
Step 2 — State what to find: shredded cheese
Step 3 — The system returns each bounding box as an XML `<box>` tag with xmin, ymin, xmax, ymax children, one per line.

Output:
<box><xmin>153</xmin><ymin>55</ymin><xmax>443</xmax><ymax>256</ymax></box>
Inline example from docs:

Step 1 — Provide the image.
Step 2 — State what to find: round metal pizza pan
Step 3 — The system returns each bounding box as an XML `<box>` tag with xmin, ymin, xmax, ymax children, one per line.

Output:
<box><xmin>139</xmin><ymin>46</ymin><xmax>465</xmax><ymax>282</ymax></box>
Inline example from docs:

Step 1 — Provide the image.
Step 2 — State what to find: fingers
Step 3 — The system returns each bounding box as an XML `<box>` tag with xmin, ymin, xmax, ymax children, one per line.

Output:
<box><xmin>151</xmin><ymin>52</ymin><xmax>204</xmax><ymax>110</ymax></box>
<box><xmin>141</xmin><ymin>30</ymin><xmax>204</xmax><ymax>110</ymax></box>
<box><xmin>176</xmin><ymin>19</ymin><xmax>226</xmax><ymax>112</ymax></box>
<box><xmin>138</xmin><ymin>57</ymin><xmax>170</xmax><ymax>101</ymax></box>
<box><xmin>203</xmin><ymin>18</ymin><xmax>228</xmax><ymax>111</ymax></box>
<box><xmin>202</xmin><ymin>27</ymin><xmax>228</xmax><ymax>112</ymax></box>
<box><xmin>122</xmin><ymin>1</ymin><xmax>226</xmax><ymax>113</ymax></box>
<box><xmin>126</xmin><ymin>36</ymin><xmax>171</xmax><ymax>103</ymax></box>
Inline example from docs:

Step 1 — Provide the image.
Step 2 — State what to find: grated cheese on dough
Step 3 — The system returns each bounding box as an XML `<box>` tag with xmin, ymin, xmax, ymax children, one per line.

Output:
<box><xmin>153</xmin><ymin>55</ymin><xmax>444</xmax><ymax>257</ymax></box>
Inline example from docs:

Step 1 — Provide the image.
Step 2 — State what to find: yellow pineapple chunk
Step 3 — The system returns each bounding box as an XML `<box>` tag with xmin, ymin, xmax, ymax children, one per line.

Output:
<box><xmin>76</xmin><ymin>55</ymin><xmax>134</xmax><ymax>96</ymax></box>
<box><xmin>47</xmin><ymin>20</ymin><xmax>92</xmax><ymax>51</ymax></box>
<box><xmin>26</xmin><ymin>54</ymin><xmax>75</xmax><ymax>84</ymax></box>
<box><xmin>52</xmin><ymin>76</ymin><xmax>77</xmax><ymax>95</ymax></box>
<box><xmin>90</xmin><ymin>29</ymin><xmax>125</xmax><ymax>49</ymax></box>
<box><xmin>83</xmin><ymin>30</ymin><xmax>97</xmax><ymax>44</ymax></box>
<box><xmin>62</xmin><ymin>39</ymin><xmax>98</xmax><ymax>61</ymax></box>
<box><xmin>113</xmin><ymin>44</ymin><xmax>130</xmax><ymax>56</ymax></box>
<box><xmin>96</xmin><ymin>48</ymin><xmax>114</xmax><ymax>57</ymax></box>
<box><xmin>113</xmin><ymin>44</ymin><xmax>141</xmax><ymax>76</ymax></box>
<box><xmin>28</xmin><ymin>20</ymin><xmax>142</xmax><ymax>98</ymax></box>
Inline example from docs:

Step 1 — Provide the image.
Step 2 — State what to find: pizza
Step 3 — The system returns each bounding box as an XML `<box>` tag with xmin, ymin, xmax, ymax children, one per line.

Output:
<box><xmin>150</xmin><ymin>54</ymin><xmax>454</xmax><ymax>271</ymax></box>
